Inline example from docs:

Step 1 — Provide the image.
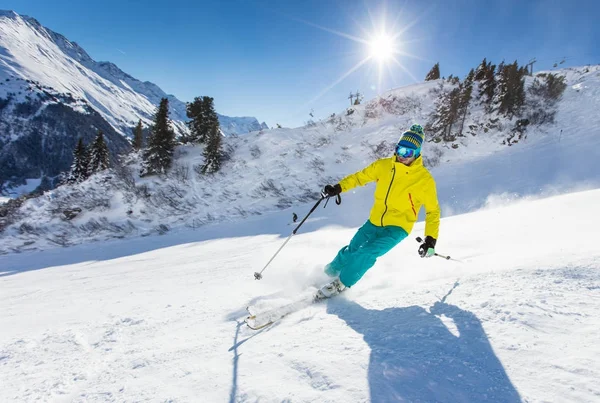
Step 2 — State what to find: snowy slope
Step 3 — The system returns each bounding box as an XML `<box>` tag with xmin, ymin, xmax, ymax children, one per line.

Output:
<box><xmin>1</xmin><ymin>64</ymin><xmax>599</xmax><ymax>254</ymax></box>
<box><xmin>0</xmin><ymin>187</ymin><xmax>598</xmax><ymax>402</ymax></box>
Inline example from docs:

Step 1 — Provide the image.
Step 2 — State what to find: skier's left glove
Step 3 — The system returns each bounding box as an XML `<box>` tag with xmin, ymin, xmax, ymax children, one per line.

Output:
<box><xmin>418</xmin><ymin>236</ymin><xmax>437</xmax><ymax>258</ymax></box>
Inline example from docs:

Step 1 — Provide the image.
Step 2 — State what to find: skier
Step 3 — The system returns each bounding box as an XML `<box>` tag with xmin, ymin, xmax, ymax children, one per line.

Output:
<box><xmin>317</xmin><ymin>124</ymin><xmax>441</xmax><ymax>299</ymax></box>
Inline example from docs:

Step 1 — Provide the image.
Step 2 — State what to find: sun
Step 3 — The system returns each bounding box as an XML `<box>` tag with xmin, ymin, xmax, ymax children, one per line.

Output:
<box><xmin>368</xmin><ymin>34</ymin><xmax>395</xmax><ymax>62</ymax></box>
<box><xmin>297</xmin><ymin>8</ymin><xmax>426</xmax><ymax>105</ymax></box>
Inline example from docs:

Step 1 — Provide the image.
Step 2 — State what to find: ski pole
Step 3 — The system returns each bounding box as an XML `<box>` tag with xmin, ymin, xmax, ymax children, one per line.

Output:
<box><xmin>254</xmin><ymin>194</ymin><xmax>339</xmax><ymax>280</ymax></box>
<box><xmin>415</xmin><ymin>237</ymin><xmax>453</xmax><ymax>261</ymax></box>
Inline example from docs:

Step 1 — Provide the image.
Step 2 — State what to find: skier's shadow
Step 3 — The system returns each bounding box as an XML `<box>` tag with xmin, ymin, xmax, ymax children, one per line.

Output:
<box><xmin>327</xmin><ymin>297</ymin><xmax>522</xmax><ymax>402</ymax></box>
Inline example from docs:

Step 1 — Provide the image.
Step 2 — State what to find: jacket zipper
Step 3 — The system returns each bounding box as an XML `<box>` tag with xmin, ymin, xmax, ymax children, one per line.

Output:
<box><xmin>381</xmin><ymin>166</ymin><xmax>396</xmax><ymax>226</ymax></box>
<box><xmin>408</xmin><ymin>193</ymin><xmax>417</xmax><ymax>217</ymax></box>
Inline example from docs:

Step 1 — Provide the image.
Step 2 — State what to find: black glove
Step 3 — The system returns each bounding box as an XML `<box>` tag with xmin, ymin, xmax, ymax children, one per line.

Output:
<box><xmin>322</xmin><ymin>184</ymin><xmax>342</xmax><ymax>197</ymax></box>
<box><xmin>418</xmin><ymin>236</ymin><xmax>437</xmax><ymax>258</ymax></box>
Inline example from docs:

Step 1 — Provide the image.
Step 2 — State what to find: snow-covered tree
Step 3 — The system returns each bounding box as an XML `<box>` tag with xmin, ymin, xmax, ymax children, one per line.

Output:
<box><xmin>494</xmin><ymin>61</ymin><xmax>526</xmax><ymax>119</ymax></box>
<box><xmin>474</xmin><ymin>58</ymin><xmax>489</xmax><ymax>81</ymax></box>
<box><xmin>425</xmin><ymin>63</ymin><xmax>441</xmax><ymax>81</ymax></box>
<box><xmin>529</xmin><ymin>73</ymin><xmax>567</xmax><ymax>103</ymax></box>
<box><xmin>201</xmin><ymin>96</ymin><xmax>224</xmax><ymax>174</ymax></box>
<box><xmin>67</xmin><ymin>138</ymin><xmax>89</xmax><ymax>184</ymax></box>
<box><xmin>202</xmin><ymin>126</ymin><xmax>224</xmax><ymax>174</ymax></box>
<box><xmin>132</xmin><ymin>119</ymin><xmax>143</xmax><ymax>151</ymax></box>
<box><xmin>428</xmin><ymin>83</ymin><xmax>462</xmax><ymax>142</ymax></box>
<box><xmin>141</xmin><ymin>98</ymin><xmax>176</xmax><ymax>176</ymax></box>
<box><xmin>87</xmin><ymin>130</ymin><xmax>110</xmax><ymax>175</ymax></box>
<box><xmin>475</xmin><ymin>59</ymin><xmax>496</xmax><ymax>108</ymax></box>
<box><xmin>457</xmin><ymin>70</ymin><xmax>475</xmax><ymax>136</ymax></box>
<box><xmin>186</xmin><ymin>96</ymin><xmax>215</xmax><ymax>144</ymax></box>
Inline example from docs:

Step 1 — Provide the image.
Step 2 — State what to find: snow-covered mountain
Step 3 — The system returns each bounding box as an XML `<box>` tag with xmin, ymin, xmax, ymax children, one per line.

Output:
<box><xmin>0</xmin><ymin>10</ymin><xmax>188</xmax><ymax>133</ymax></box>
<box><xmin>1</xmin><ymin>63</ymin><xmax>599</xmax><ymax>255</ymax></box>
<box><xmin>219</xmin><ymin>115</ymin><xmax>269</xmax><ymax>135</ymax></box>
<box><xmin>0</xmin><ymin>10</ymin><xmax>264</xmax><ymax>191</ymax></box>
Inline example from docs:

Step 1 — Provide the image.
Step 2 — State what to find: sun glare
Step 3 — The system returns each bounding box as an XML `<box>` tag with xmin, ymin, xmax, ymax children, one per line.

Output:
<box><xmin>297</xmin><ymin>7</ymin><xmax>426</xmax><ymax>105</ymax></box>
<box><xmin>369</xmin><ymin>34</ymin><xmax>394</xmax><ymax>61</ymax></box>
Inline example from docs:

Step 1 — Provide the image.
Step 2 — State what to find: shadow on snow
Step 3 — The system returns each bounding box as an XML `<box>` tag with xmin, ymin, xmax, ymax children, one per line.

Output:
<box><xmin>327</xmin><ymin>297</ymin><xmax>522</xmax><ymax>403</ymax></box>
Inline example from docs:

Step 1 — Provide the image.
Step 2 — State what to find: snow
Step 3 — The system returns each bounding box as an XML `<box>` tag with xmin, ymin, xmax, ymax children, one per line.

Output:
<box><xmin>0</xmin><ymin>188</ymin><xmax>599</xmax><ymax>401</ymax></box>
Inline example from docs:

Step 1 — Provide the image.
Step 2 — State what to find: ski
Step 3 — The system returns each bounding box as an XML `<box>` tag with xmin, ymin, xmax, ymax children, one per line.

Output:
<box><xmin>245</xmin><ymin>291</ymin><xmax>329</xmax><ymax>330</ymax></box>
<box><xmin>245</xmin><ymin>313</ymin><xmax>275</xmax><ymax>330</ymax></box>
<box><xmin>245</xmin><ymin>306</ymin><xmax>280</xmax><ymax>330</ymax></box>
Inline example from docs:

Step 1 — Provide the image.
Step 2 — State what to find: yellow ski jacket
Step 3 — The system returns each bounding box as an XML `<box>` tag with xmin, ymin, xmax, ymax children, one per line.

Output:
<box><xmin>338</xmin><ymin>156</ymin><xmax>440</xmax><ymax>239</ymax></box>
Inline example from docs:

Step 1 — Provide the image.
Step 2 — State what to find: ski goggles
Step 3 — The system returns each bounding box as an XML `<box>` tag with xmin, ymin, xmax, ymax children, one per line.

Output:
<box><xmin>395</xmin><ymin>145</ymin><xmax>420</xmax><ymax>158</ymax></box>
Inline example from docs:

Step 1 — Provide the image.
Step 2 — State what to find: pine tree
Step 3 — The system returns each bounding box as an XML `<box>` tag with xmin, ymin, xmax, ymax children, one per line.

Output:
<box><xmin>186</xmin><ymin>96</ymin><xmax>217</xmax><ymax>144</ymax></box>
<box><xmin>202</xmin><ymin>125</ymin><xmax>223</xmax><ymax>174</ymax></box>
<box><xmin>479</xmin><ymin>62</ymin><xmax>497</xmax><ymax>108</ymax></box>
<box><xmin>428</xmin><ymin>83</ymin><xmax>462</xmax><ymax>142</ymax></box>
<box><xmin>425</xmin><ymin>63</ymin><xmax>441</xmax><ymax>81</ymax></box>
<box><xmin>474</xmin><ymin>58</ymin><xmax>488</xmax><ymax>81</ymax></box>
<box><xmin>186</xmin><ymin>97</ymin><xmax>204</xmax><ymax>143</ymax></box>
<box><xmin>141</xmin><ymin>98</ymin><xmax>176</xmax><ymax>176</ymax></box>
<box><xmin>495</xmin><ymin>61</ymin><xmax>526</xmax><ymax>118</ymax></box>
<box><xmin>87</xmin><ymin>130</ymin><xmax>110</xmax><ymax>175</ymax></box>
<box><xmin>202</xmin><ymin>96</ymin><xmax>219</xmax><ymax>135</ymax></box>
<box><xmin>132</xmin><ymin>119</ymin><xmax>143</xmax><ymax>151</ymax></box>
<box><xmin>497</xmin><ymin>60</ymin><xmax>505</xmax><ymax>76</ymax></box>
<box><xmin>445</xmin><ymin>87</ymin><xmax>461</xmax><ymax>140</ymax></box>
<box><xmin>465</xmin><ymin>68</ymin><xmax>475</xmax><ymax>83</ymax></box>
<box><xmin>67</xmin><ymin>137</ymin><xmax>89</xmax><ymax>184</ymax></box>
<box><xmin>457</xmin><ymin>71</ymin><xmax>474</xmax><ymax>136</ymax></box>
<box><xmin>201</xmin><ymin>96</ymin><xmax>224</xmax><ymax>174</ymax></box>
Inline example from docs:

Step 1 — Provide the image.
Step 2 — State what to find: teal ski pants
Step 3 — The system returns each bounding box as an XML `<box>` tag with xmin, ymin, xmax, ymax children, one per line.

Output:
<box><xmin>325</xmin><ymin>220</ymin><xmax>408</xmax><ymax>287</ymax></box>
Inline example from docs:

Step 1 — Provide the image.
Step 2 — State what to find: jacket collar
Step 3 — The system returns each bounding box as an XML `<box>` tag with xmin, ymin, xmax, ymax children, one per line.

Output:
<box><xmin>391</xmin><ymin>155</ymin><xmax>423</xmax><ymax>170</ymax></box>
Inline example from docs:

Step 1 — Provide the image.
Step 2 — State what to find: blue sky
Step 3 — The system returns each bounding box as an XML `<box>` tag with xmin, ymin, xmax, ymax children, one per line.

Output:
<box><xmin>4</xmin><ymin>0</ymin><xmax>600</xmax><ymax>128</ymax></box>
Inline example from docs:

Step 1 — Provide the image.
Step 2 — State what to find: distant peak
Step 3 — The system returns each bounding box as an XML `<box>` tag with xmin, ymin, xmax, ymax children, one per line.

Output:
<box><xmin>96</xmin><ymin>61</ymin><xmax>135</xmax><ymax>81</ymax></box>
<box><xmin>0</xmin><ymin>10</ymin><xmax>41</xmax><ymax>27</ymax></box>
<box><xmin>0</xmin><ymin>10</ymin><xmax>19</xmax><ymax>18</ymax></box>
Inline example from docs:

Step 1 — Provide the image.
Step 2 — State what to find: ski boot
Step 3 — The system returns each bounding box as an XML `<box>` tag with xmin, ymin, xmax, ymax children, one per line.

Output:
<box><xmin>315</xmin><ymin>278</ymin><xmax>346</xmax><ymax>300</ymax></box>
